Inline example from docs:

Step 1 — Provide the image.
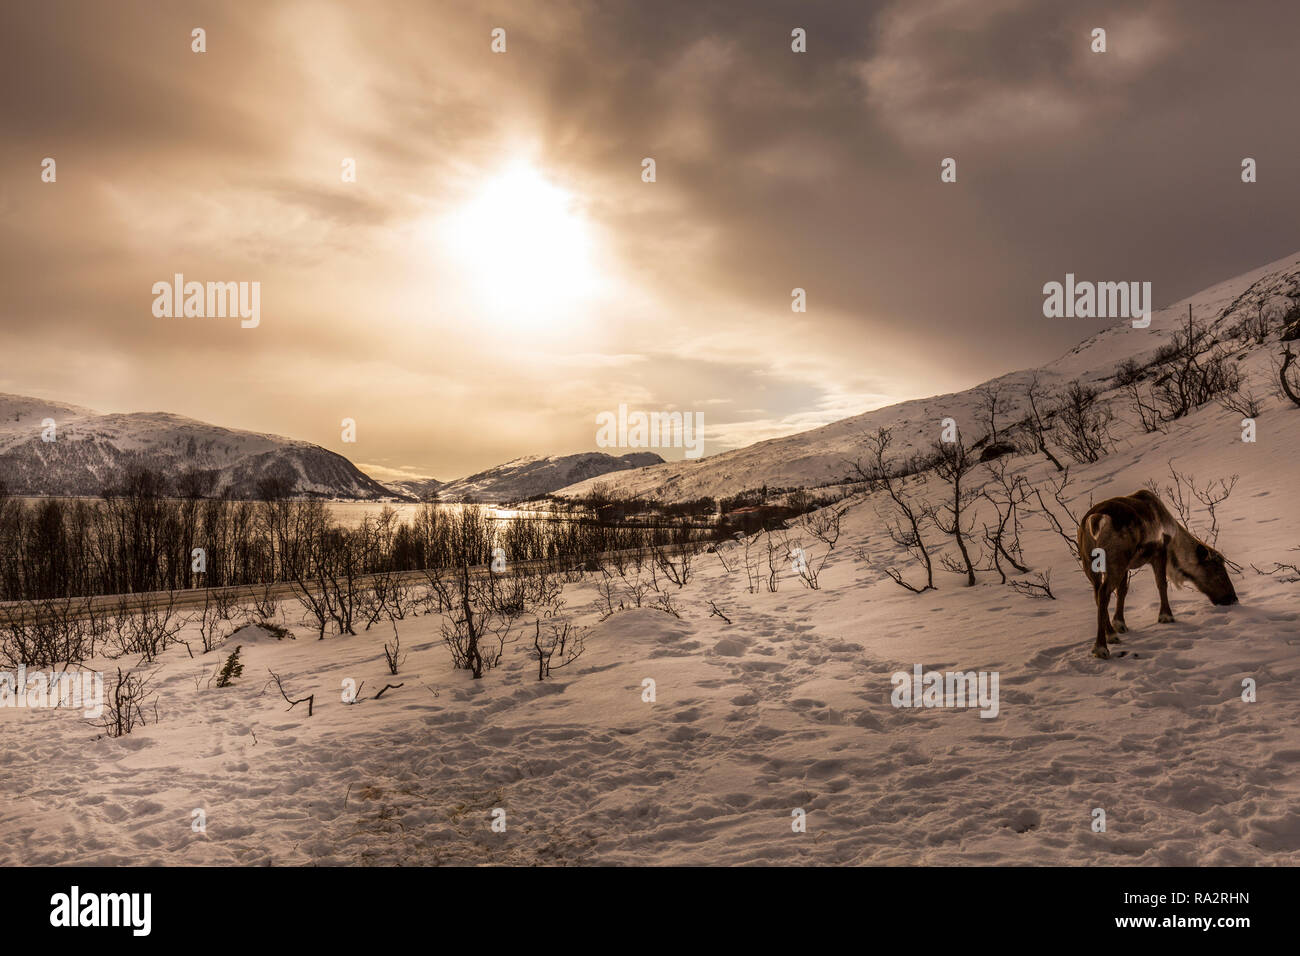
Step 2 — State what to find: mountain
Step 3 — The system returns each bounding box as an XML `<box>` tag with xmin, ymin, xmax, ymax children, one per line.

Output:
<box><xmin>0</xmin><ymin>394</ymin><xmax>662</xmax><ymax>504</ymax></box>
<box><xmin>418</xmin><ymin>451</ymin><xmax>665</xmax><ymax>503</ymax></box>
<box><xmin>383</xmin><ymin>476</ymin><xmax>446</xmax><ymax>501</ymax></box>
<box><xmin>555</xmin><ymin>250</ymin><xmax>1300</xmax><ymax>503</ymax></box>
<box><xmin>0</xmin><ymin>395</ymin><xmax>395</xmax><ymax>499</ymax></box>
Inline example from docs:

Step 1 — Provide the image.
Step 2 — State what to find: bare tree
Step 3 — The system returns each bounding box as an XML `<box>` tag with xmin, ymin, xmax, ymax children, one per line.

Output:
<box><xmin>594</xmin><ymin>568</ymin><xmax>621</xmax><ymax>619</ymax></box>
<box><xmin>979</xmin><ymin>459</ymin><xmax>1032</xmax><ymax>585</ymax></box>
<box><xmin>532</xmin><ymin>619</ymin><xmax>586</xmax><ymax>680</ymax></box>
<box><xmin>97</xmin><ymin>666</ymin><xmax>159</xmax><ymax>738</ymax></box>
<box><xmin>1026</xmin><ymin>467</ymin><xmax>1086</xmax><ymax>562</ymax></box>
<box><xmin>932</xmin><ymin>438</ymin><xmax>979</xmax><ymax>587</ymax></box>
<box><xmin>1278</xmin><ymin>348</ymin><xmax>1300</xmax><ymax>408</ymax></box>
<box><xmin>383</xmin><ymin>621</ymin><xmax>407</xmax><ymax>675</ymax></box>
<box><xmin>974</xmin><ymin>382</ymin><xmax>1009</xmax><ymax>446</ymax></box>
<box><xmin>652</xmin><ymin>542</ymin><xmax>696</xmax><ymax>588</ymax></box>
<box><xmin>1053</xmin><ymin>381</ymin><xmax>1114</xmax><ymax>464</ymax></box>
<box><xmin>849</xmin><ymin>427</ymin><xmax>936</xmax><ymax>593</ymax></box>
<box><xmin>790</xmin><ymin>505</ymin><xmax>845</xmax><ymax>589</ymax></box>
<box><xmin>1021</xmin><ymin>373</ymin><xmax>1065</xmax><ymax>471</ymax></box>
<box><xmin>739</xmin><ymin>533</ymin><xmax>763</xmax><ymax>594</ymax></box>
<box><xmin>427</xmin><ymin>513</ymin><xmax>520</xmax><ymax>679</ymax></box>
<box><xmin>764</xmin><ymin>533</ymin><xmax>782</xmax><ymax>592</ymax></box>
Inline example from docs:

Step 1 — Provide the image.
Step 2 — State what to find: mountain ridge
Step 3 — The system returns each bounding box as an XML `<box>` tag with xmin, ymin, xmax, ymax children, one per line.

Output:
<box><xmin>553</xmin><ymin>249</ymin><xmax>1300</xmax><ymax>503</ymax></box>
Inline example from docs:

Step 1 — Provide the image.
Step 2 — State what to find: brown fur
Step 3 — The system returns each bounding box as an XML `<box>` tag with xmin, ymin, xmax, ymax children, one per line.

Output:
<box><xmin>1077</xmin><ymin>489</ymin><xmax>1237</xmax><ymax>659</ymax></box>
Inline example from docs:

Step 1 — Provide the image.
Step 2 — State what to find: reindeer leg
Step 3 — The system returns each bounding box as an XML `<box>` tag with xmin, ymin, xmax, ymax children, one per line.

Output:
<box><xmin>1110</xmin><ymin>573</ymin><xmax>1128</xmax><ymax>639</ymax></box>
<box><xmin>1092</xmin><ymin>579</ymin><xmax>1113</xmax><ymax>659</ymax></box>
<box><xmin>1152</xmin><ymin>548</ymin><xmax>1175</xmax><ymax>623</ymax></box>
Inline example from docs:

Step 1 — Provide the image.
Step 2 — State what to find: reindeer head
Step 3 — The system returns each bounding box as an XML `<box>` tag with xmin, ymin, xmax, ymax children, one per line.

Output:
<box><xmin>1170</xmin><ymin>538</ymin><xmax>1239</xmax><ymax>605</ymax></box>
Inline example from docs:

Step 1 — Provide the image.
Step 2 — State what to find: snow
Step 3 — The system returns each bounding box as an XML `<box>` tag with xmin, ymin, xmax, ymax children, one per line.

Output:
<box><xmin>1</xmin><ymin>254</ymin><xmax>1297</xmax><ymax>864</ymax></box>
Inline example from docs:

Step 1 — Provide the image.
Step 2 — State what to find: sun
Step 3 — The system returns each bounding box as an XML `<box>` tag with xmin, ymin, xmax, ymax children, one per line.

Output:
<box><xmin>438</xmin><ymin>164</ymin><xmax>599</xmax><ymax>325</ymax></box>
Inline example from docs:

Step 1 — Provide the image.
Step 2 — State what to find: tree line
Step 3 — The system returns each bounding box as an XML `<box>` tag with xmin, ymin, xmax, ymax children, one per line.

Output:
<box><xmin>0</xmin><ymin>468</ymin><xmax>696</xmax><ymax>602</ymax></box>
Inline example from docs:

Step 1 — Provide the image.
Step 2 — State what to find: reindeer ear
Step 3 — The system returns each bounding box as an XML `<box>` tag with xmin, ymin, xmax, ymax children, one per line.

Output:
<box><xmin>1196</xmin><ymin>543</ymin><xmax>1209</xmax><ymax>562</ymax></box>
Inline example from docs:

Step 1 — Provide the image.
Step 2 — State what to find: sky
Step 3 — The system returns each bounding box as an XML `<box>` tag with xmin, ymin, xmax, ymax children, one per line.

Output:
<box><xmin>2</xmin><ymin>0</ymin><xmax>1299</xmax><ymax>483</ymax></box>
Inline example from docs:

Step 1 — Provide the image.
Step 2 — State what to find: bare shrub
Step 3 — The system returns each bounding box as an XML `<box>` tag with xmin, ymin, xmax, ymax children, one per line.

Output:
<box><xmin>383</xmin><ymin>622</ymin><xmax>406</xmax><ymax>675</ymax></box>
<box><xmin>427</xmin><ymin>512</ymin><xmax>521</xmax><ymax>679</ymax></box>
<box><xmin>0</xmin><ymin>599</ymin><xmax>97</xmax><ymax>669</ymax></box>
<box><xmin>97</xmin><ymin>666</ymin><xmax>158</xmax><ymax>738</ymax></box>
<box><xmin>265</xmin><ymin>668</ymin><xmax>314</xmax><ymax>716</ymax></box>
<box><xmin>532</xmin><ymin>619</ymin><xmax>587</xmax><ymax>680</ymax></box>
<box><xmin>107</xmin><ymin>592</ymin><xmax>184</xmax><ymax>663</ymax></box>
<box><xmin>1026</xmin><ymin>468</ymin><xmax>1086</xmax><ymax>562</ymax></box>
<box><xmin>1113</xmin><ymin>358</ymin><xmax>1145</xmax><ymax>388</ymax></box>
<box><xmin>1008</xmin><ymin>570</ymin><xmax>1055</xmax><ymax>600</ymax></box>
<box><xmin>931</xmin><ymin>438</ymin><xmax>979</xmax><ymax>587</ymax></box>
<box><xmin>652</xmin><ymin>543</ymin><xmax>696</xmax><ymax>588</ymax></box>
<box><xmin>1131</xmin><ymin>306</ymin><xmax>1244</xmax><ymax>425</ymax></box>
<box><xmin>594</xmin><ymin>568</ymin><xmax>621</xmax><ymax>619</ymax></box>
<box><xmin>791</xmin><ymin>505</ymin><xmax>845</xmax><ymax>589</ymax></box>
<box><xmin>978</xmin><ymin>459</ymin><xmax>1032</xmax><ymax>585</ymax></box>
<box><xmin>1144</xmin><ymin>462</ymin><xmax>1238</xmax><ymax>549</ymax></box>
<box><xmin>1053</xmin><ymin>381</ymin><xmax>1114</xmax><ymax>463</ymax></box>
<box><xmin>849</xmin><ymin>427</ymin><xmax>936</xmax><ymax>593</ymax></box>
<box><xmin>250</xmin><ymin>581</ymin><xmax>280</xmax><ymax>624</ymax></box>
<box><xmin>1218</xmin><ymin>384</ymin><xmax>1263</xmax><ymax>419</ymax></box>
<box><xmin>1253</xmin><ymin>547</ymin><xmax>1300</xmax><ymax>583</ymax></box>
<box><xmin>1021</xmin><ymin>373</ymin><xmax>1065</xmax><ymax>471</ymax></box>
<box><xmin>974</xmin><ymin>382</ymin><xmax>1009</xmax><ymax>446</ymax></box>
<box><xmin>764</xmin><ymin>534</ymin><xmax>782</xmax><ymax>592</ymax></box>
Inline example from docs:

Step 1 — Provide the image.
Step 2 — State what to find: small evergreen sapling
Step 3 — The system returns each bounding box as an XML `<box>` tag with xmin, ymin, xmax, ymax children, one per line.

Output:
<box><xmin>215</xmin><ymin>646</ymin><xmax>244</xmax><ymax>687</ymax></box>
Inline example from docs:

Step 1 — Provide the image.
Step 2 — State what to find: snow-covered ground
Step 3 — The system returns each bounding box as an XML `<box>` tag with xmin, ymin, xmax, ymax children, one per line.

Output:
<box><xmin>1</xmin><ymin>385</ymin><xmax>1296</xmax><ymax>864</ymax></box>
<box><xmin>1</xmin><ymin>254</ymin><xmax>1297</xmax><ymax>866</ymax></box>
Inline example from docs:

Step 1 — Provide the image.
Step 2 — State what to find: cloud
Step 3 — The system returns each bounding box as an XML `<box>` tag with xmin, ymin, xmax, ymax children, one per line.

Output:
<box><xmin>1</xmin><ymin>0</ymin><xmax>1299</xmax><ymax>480</ymax></box>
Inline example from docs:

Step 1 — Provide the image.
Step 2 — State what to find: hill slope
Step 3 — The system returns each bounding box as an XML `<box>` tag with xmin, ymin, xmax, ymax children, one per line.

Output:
<box><xmin>556</xmin><ymin>251</ymin><xmax>1300</xmax><ymax>502</ymax></box>
<box><xmin>425</xmin><ymin>451</ymin><xmax>665</xmax><ymax>503</ymax></box>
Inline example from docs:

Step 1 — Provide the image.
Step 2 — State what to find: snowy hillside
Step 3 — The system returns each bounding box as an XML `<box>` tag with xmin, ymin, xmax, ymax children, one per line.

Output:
<box><xmin>422</xmin><ymin>451</ymin><xmax>665</xmax><ymax>503</ymax></box>
<box><xmin>556</xmin><ymin>251</ymin><xmax>1300</xmax><ymax>503</ymax></box>
<box><xmin>0</xmin><ymin>396</ymin><xmax>394</xmax><ymax>499</ymax></box>
<box><xmin>383</xmin><ymin>477</ymin><xmax>446</xmax><ymax>501</ymax></box>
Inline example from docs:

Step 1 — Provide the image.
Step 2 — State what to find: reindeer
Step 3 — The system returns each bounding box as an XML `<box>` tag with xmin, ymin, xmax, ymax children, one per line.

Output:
<box><xmin>1078</xmin><ymin>489</ymin><xmax>1237</xmax><ymax>659</ymax></box>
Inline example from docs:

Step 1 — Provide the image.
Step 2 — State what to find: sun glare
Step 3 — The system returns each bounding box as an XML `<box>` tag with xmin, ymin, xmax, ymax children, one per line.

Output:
<box><xmin>439</xmin><ymin>164</ymin><xmax>599</xmax><ymax>325</ymax></box>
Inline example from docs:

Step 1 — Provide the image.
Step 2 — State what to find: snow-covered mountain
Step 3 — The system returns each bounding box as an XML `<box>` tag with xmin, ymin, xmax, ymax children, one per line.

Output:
<box><xmin>417</xmin><ymin>451</ymin><xmax>665</xmax><ymax>503</ymax></box>
<box><xmin>383</xmin><ymin>476</ymin><xmax>446</xmax><ymax>501</ymax></box>
<box><xmin>0</xmin><ymin>394</ymin><xmax>665</xmax><ymax>504</ymax></box>
<box><xmin>556</xmin><ymin>250</ymin><xmax>1300</xmax><ymax>503</ymax></box>
<box><xmin>0</xmin><ymin>395</ymin><xmax>395</xmax><ymax>499</ymax></box>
